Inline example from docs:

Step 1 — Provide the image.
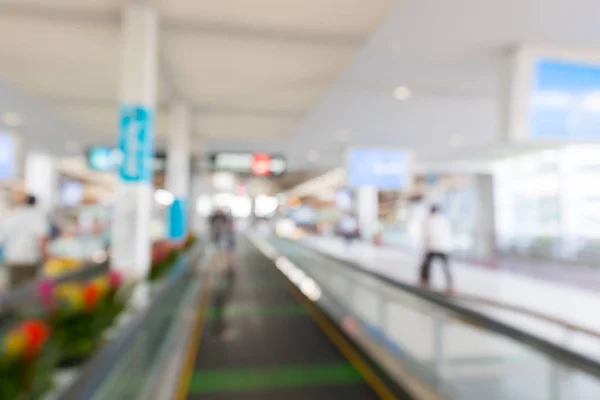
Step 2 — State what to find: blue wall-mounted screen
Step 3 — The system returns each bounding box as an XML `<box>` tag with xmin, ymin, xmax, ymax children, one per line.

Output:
<box><xmin>531</xmin><ymin>59</ymin><xmax>600</xmax><ymax>139</ymax></box>
<box><xmin>347</xmin><ymin>148</ymin><xmax>409</xmax><ymax>190</ymax></box>
<box><xmin>0</xmin><ymin>133</ymin><xmax>15</xmax><ymax>180</ymax></box>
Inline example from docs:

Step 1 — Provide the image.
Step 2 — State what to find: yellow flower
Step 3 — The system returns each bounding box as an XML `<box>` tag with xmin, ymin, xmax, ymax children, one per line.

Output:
<box><xmin>91</xmin><ymin>276</ymin><xmax>109</xmax><ymax>295</ymax></box>
<box><xmin>43</xmin><ymin>258</ymin><xmax>81</xmax><ymax>277</ymax></box>
<box><xmin>55</xmin><ymin>283</ymin><xmax>84</xmax><ymax>310</ymax></box>
<box><xmin>3</xmin><ymin>330</ymin><xmax>26</xmax><ymax>359</ymax></box>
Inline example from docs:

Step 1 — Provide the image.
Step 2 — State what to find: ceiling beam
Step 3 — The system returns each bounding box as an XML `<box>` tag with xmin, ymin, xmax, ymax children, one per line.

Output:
<box><xmin>0</xmin><ymin>3</ymin><xmax>363</xmax><ymax>47</ymax></box>
<box><xmin>163</xmin><ymin>20</ymin><xmax>363</xmax><ymax>47</ymax></box>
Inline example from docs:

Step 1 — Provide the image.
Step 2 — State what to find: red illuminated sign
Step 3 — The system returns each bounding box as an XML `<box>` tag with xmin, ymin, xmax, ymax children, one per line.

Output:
<box><xmin>251</xmin><ymin>153</ymin><xmax>271</xmax><ymax>177</ymax></box>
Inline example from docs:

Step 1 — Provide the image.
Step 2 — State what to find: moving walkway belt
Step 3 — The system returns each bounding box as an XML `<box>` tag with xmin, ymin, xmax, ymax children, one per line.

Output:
<box><xmin>178</xmin><ymin>238</ymin><xmax>406</xmax><ymax>400</ymax></box>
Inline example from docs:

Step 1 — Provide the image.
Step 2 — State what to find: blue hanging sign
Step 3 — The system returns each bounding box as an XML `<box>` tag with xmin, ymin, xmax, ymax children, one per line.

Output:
<box><xmin>118</xmin><ymin>104</ymin><xmax>154</xmax><ymax>182</ymax></box>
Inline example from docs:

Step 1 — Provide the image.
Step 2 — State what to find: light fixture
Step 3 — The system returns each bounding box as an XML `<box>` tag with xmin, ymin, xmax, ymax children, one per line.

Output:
<box><xmin>2</xmin><ymin>112</ymin><xmax>22</xmax><ymax>127</ymax></box>
<box><xmin>154</xmin><ymin>189</ymin><xmax>174</xmax><ymax>206</ymax></box>
<box><xmin>393</xmin><ymin>86</ymin><xmax>412</xmax><ymax>100</ymax></box>
<box><xmin>307</xmin><ymin>150</ymin><xmax>319</xmax><ymax>162</ymax></box>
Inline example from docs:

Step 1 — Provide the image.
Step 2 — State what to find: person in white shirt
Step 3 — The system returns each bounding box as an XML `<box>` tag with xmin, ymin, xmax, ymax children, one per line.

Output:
<box><xmin>420</xmin><ymin>205</ymin><xmax>454</xmax><ymax>295</ymax></box>
<box><xmin>1</xmin><ymin>193</ymin><xmax>49</xmax><ymax>288</ymax></box>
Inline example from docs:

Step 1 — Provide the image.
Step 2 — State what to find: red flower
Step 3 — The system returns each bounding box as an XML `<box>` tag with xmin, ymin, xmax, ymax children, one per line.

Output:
<box><xmin>21</xmin><ymin>320</ymin><xmax>50</xmax><ymax>359</ymax></box>
<box><xmin>83</xmin><ymin>283</ymin><xmax>101</xmax><ymax>311</ymax></box>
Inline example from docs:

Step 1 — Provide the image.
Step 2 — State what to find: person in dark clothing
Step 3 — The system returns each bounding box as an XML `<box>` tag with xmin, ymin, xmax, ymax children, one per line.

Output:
<box><xmin>209</xmin><ymin>208</ymin><xmax>235</xmax><ymax>251</ymax></box>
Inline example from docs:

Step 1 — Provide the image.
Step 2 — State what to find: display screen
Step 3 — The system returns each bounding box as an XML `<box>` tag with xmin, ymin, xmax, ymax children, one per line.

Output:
<box><xmin>0</xmin><ymin>133</ymin><xmax>15</xmax><ymax>180</ymax></box>
<box><xmin>347</xmin><ymin>148</ymin><xmax>409</xmax><ymax>190</ymax></box>
<box><xmin>60</xmin><ymin>180</ymin><xmax>83</xmax><ymax>206</ymax></box>
<box><xmin>531</xmin><ymin>59</ymin><xmax>600</xmax><ymax>139</ymax></box>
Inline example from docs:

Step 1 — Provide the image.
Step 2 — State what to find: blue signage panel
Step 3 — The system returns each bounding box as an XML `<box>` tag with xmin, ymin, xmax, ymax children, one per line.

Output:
<box><xmin>531</xmin><ymin>59</ymin><xmax>600</xmax><ymax>140</ymax></box>
<box><xmin>118</xmin><ymin>104</ymin><xmax>154</xmax><ymax>182</ymax></box>
<box><xmin>347</xmin><ymin>149</ymin><xmax>409</xmax><ymax>190</ymax></box>
<box><xmin>0</xmin><ymin>133</ymin><xmax>15</xmax><ymax>180</ymax></box>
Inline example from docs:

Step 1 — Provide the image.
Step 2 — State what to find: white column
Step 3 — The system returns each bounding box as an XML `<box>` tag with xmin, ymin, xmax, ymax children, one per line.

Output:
<box><xmin>111</xmin><ymin>3</ymin><xmax>158</xmax><ymax>280</ymax></box>
<box><xmin>473</xmin><ymin>174</ymin><xmax>496</xmax><ymax>257</ymax></box>
<box><xmin>357</xmin><ymin>186</ymin><xmax>378</xmax><ymax>240</ymax></box>
<box><xmin>165</xmin><ymin>103</ymin><xmax>191</xmax><ymax>241</ymax></box>
<box><xmin>24</xmin><ymin>152</ymin><xmax>57</xmax><ymax>212</ymax></box>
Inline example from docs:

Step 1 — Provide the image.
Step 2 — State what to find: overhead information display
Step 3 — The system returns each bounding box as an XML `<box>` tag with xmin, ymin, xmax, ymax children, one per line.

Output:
<box><xmin>207</xmin><ymin>152</ymin><xmax>286</xmax><ymax>177</ymax></box>
<box><xmin>531</xmin><ymin>59</ymin><xmax>600</xmax><ymax>140</ymax></box>
<box><xmin>347</xmin><ymin>148</ymin><xmax>412</xmax><ymax>190</ymax></box>
<box><xmin>505</xmin><ymin>47</ymin><xmax>600</xmax><ymax>143</ymax></box>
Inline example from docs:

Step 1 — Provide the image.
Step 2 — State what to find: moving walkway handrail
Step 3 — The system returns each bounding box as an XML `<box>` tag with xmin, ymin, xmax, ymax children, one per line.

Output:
<box><xmin>56</xmin><ymin>243</ymin><xmax>204</xmax><ymax>400</ymax></box>
<box><xmin>289</xmin><ymin>238</ymin><xmax>600</xmax><ymax>380</ymax></box>
<box><xmin>454</xmin><ymin>292</ymin><xmax>600</xmax><ymax>340</ymax></box>
<box><xmin>0</xmin><ymin>261</ymin><xmax>109</xmax><ymax>314</ymax></box>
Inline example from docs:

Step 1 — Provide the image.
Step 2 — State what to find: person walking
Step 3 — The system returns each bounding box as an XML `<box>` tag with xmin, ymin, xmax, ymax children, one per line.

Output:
<box><xmin>420</xmin><ymin>205</ymin><xmax>455</xmax><ymax>295</ymax></box>
<box><xmin>0</xmin><ymin>193</ymin><xmax>49</xmax><ymax>288</ymax></box>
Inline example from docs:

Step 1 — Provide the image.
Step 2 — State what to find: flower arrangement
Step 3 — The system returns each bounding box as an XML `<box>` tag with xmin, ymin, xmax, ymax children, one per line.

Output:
<box><xmin>47</xmin><ymin>270</ymin><xmax>127</xmax><ymax>366</ymax></box>
<box><xmin>148</xmin><ymin>240</ymin><xmax>179</xmax><ymax>281</ymax></box>
<box><xmin>0</xmin><ymin>319</ymin><xmax>56</xmax><ymax>400</ymax></box>
<box><xmin>42</xmin><ymin>257</ymin><xmax>82</xmax><ymax>278</ymax></box>
<box><xmin>148</xmin><ymin>234</ymin><xmax>197</xmax><ymax>281</ymax></box>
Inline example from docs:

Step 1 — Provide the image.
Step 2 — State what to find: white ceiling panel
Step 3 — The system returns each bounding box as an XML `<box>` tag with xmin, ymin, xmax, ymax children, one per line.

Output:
<box><xmin>0</xmin><ymin>15</ymin><xmax>119</xmax><ymax>101</ymax></box>
<box><xmin>164</xmin><ymin>32</ymin><xmax>355</xmax><ymax>106</ymax></box>
<box><xmin>195</xmin><ymin>114</ymin><xmax>298</xmax><ymax>140</ymax></box>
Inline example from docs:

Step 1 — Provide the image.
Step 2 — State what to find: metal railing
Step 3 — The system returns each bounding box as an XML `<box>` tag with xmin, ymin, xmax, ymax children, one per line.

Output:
<box><xmin>55</xmin><ymin>243</ymin><xmax>205</xmax><ymax>400</ymax></box>
<box><xmin>264</xmin><ymin>236</ymin><xmax>600</xmax><ymax>400</ymax></box>
<box><xmin>0</xmin><ymin>261</ymin><xmax>109</xmax><ymax>316</ymax></box>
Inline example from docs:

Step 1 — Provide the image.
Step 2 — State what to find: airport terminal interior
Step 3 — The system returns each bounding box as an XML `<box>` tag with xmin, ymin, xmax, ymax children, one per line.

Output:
<box><xmin>2</xmin><ymin>1</ymin><xmax>600</xmax><ymax>399</ymax></box>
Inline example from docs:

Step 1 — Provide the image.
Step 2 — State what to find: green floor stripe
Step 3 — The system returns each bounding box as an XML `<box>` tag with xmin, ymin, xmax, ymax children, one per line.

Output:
<box><xmin>189</xmin><ymin>362</ymin><xmax>363</xmax><ymax>393</ymax></box>
<box><xmin>205</xmin><ymin>304</ymin><xmax>307</xmax><ymax>318</ymax></box>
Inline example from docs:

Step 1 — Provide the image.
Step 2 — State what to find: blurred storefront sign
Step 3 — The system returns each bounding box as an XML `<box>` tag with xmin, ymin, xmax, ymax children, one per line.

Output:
<box><xmin>87</xmin><ymin>147</ymin><xmax>192</xmax><ymax>175</ymax></box>
<box><xmin>206</xmin><ymin>152</ymin><xmax>286</xmax><ymax>177</ymax></box>
<box><xmin>347</xmin><ymin>148</ymin><xmax>413</xmax><ymax>190</ymax></box>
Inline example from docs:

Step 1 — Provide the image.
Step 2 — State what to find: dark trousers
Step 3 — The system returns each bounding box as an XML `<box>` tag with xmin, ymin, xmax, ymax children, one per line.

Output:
<box><xmin>420</xmin><ymin>252</ymin><xmax>453</xmax><ymax>287</ymax></box>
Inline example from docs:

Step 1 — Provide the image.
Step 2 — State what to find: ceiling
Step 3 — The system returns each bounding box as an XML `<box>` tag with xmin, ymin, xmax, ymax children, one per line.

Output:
<box><xmin>0</xmin><ymin>0</ymin><xmax>396</xmax><ymax>159</ymax></box>
<box><xmin>285</xmin><ymin>0</ymin><xmax>600</xmax><ymax>170</ymax></box>
<box><xmin>1</xmin><ymin>0</ymin><xmax>600</xmax><ymax>176</ymax></box>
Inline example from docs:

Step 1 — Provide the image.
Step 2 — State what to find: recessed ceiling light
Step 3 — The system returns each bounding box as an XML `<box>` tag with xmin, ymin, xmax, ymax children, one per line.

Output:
<box><xmin>393</xmin><ymin>86</ymin><xmax>412</xmax><ymax>100</ymax></box>
<box><xmin>2</xmin><ymin>112</ymin><xmax>22</xmax><ymax>127</ymax></box>
<box><xmin>307</xmin><ymin>150</ymin><xmax>319</xmax><ymax>162</ymax></box>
